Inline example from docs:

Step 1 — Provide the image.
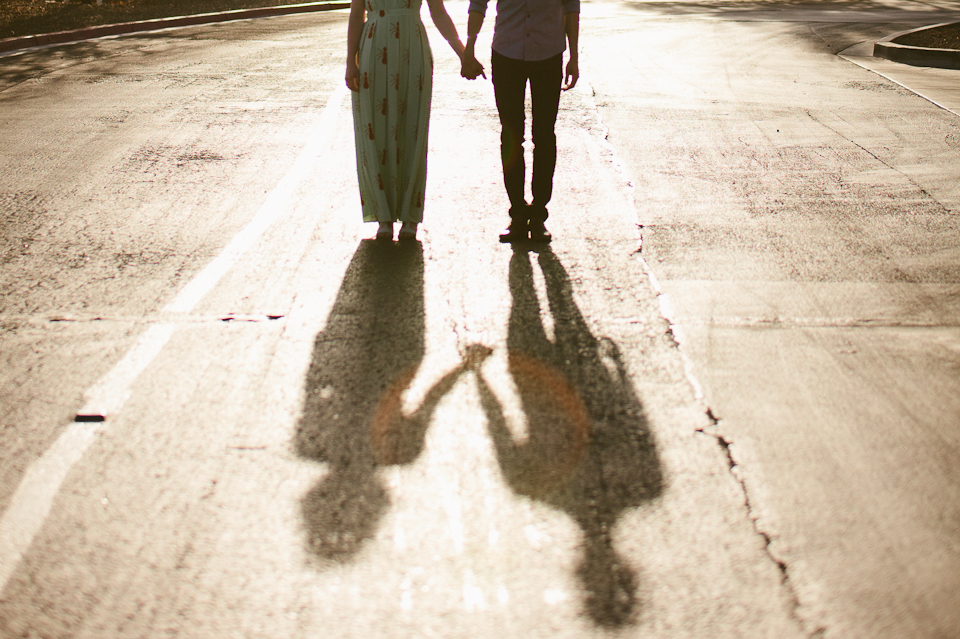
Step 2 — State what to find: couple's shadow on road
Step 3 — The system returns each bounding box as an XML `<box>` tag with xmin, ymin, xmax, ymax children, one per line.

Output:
<box><xmin>295</xmin><ymin>239</ymin><xmax>663</xmax><ymax>627</ymax></box>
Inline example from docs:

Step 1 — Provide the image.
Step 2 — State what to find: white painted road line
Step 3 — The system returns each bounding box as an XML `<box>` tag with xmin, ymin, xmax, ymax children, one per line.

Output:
<box><xmin>164</xmin><ymin>84</ymin><xmax>348</xmax><ymax>314</ymax></box>
<box><xmin>0</xmin><ymin>84</ymin><xmax>348</xmax><ymax>594</ymax></box>
<box><xmin>0</xmin><ymin>422</ymin><xmax>100</xmax><ymax>589</ymax></box>
<box><xmin>76</xmin><ymin>323</ymin><xmax>180</xmax><ymax>419</ymax></box>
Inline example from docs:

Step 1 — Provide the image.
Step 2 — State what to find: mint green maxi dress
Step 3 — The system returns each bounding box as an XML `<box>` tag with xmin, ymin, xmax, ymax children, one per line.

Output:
<box><xmin>352</xmin><ymin>0</ymin><xmax>433</xmax><ymax>223</ymax></box>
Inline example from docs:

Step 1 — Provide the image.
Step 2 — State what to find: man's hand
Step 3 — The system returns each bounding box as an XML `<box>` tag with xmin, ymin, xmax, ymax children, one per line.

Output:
<box><xmin>462</xmin><ymin>11</ymin><xmax>486</xmax><ymax>80</ymax></box>
<box><xmin>461</xmin><ymin>54</ymin><xmax>486</xmax><ymax>80</ymax></box>
<box><xmin>562</xmin><ymin>57</ymin><xmax>578</xmax><ymax>91</ymax></box>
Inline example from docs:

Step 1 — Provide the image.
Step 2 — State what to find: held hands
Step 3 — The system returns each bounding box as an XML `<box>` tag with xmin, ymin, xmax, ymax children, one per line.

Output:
<box><xmin>460</xmin><ymin>53</ymin><xmax>486</xmax><ymax>80</ymax></box>
<box><xmin>350</xmin><ymin>55</ymin><xmax>485</xmax><ymax>88</ymax></box>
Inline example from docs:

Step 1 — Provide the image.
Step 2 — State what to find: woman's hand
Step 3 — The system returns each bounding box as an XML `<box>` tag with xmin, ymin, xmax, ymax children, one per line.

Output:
<box><xmin>461</xmin><ymin>54</ymin><xmax>486</xmax><ymax>80</ymax></box>
<box><xmin>345</xmin><ymin>58</ymin><xmax>360</xmax><ymax>92</ymax></box>
<box><xmin>345</xmin><ymin>0</ymin><xmax>365</xmax><ymax>91</ymax></box>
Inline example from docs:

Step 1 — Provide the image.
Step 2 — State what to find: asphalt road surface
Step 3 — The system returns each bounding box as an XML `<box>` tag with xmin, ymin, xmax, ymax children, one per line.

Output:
<box><xmin>1</xmin><ymin>1</ymin><xmax>959</xmax><ymax>637</ymax></box>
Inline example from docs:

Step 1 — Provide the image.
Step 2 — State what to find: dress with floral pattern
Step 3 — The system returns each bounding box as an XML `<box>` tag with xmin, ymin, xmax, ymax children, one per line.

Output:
<box><xmin>352</xmin><ymin>0</ymin><xmax>433</xmax><ymax>223</ymax></box>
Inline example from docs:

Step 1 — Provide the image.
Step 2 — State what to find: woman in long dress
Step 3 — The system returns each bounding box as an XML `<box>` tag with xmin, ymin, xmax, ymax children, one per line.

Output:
<box><xmin>345</xmin><ymin>0</ymin><xmax>473</xmax><ymax>241</ymax></box>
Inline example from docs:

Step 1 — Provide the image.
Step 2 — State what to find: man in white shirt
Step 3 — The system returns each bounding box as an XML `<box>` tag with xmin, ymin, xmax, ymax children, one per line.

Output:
<box><xmin>461</xmin><ymin>0</ymin><xmax>579</xmax><ymax>242</ymax></box>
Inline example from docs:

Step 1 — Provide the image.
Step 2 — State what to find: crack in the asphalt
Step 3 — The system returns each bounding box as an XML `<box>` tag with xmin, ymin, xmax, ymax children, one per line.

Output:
<box><xmin>632</xmin><ymin>224</ymin><xmax>645</xmax><ymax>255</ymax></box>
<box><xmin>678</xmin><ymin>317</ymin><xmax>959</xmax><ymax>329</ymax></box>
<box><xmin>0</xmin><ymin>313</ymin><xmax>287</xmax><ymax>325</ymax></box>
<box><xmin>586</xmin><ymin>78</ymin><xmax>828</xmax><ymax>638</ymax></box>
<box><xmin>804</xmin><ymin>108</ymin><xmax>951</xmax><ymax>211</ymax></box>
<box><xmin>696</xmin><ymin>416</ymin><xmax>827</xmax><ymax>639</ymax></box>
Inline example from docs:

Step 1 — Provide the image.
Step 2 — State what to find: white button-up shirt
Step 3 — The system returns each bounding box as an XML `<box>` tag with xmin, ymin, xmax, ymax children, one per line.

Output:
<box><xmin>468</xmin><ymin>0</ymin><xmax>579</xmax><ymax>62</ymax></box>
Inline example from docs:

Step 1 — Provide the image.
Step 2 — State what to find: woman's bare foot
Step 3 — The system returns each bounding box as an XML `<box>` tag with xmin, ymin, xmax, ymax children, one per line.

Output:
<box><xmin>398</xmin><ymin>222</ymin><xmax>418</xmax><ymax>240</ymax></box>
<box><xmin>376</xmin><ymin>221</ymin><xmax>393</xmax><ymax>241</ymax></box>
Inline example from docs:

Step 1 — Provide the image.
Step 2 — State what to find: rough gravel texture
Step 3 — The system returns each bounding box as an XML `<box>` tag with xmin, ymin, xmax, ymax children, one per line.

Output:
<box><xmin>894</xmin><ymin>22</ymin><xmax>960</xmax><ymax>49</ymax></box>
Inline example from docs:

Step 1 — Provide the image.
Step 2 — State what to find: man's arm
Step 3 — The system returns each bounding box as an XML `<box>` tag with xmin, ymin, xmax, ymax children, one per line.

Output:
<box><xmin>461</xmin><ymin>8</ymin><xmax>486</xmax><ymax>79</ymax></box>
<box><xmin>563</xmin><ymin>11</ymin><xmax>579</xmax><ymax>90</ymax></box>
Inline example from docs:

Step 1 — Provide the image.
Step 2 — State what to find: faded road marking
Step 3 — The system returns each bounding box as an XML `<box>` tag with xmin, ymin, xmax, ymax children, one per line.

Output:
<box><xmin>0</xmin><ymin>84</ymin><xmax>348</xmax><ymax>594</ymax></box>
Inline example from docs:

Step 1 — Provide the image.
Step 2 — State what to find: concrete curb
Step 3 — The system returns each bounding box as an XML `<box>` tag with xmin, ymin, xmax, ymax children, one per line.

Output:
<box><xmin>873</xmin><ymin>21</ymin><xmax>960</xmax><ymax>70</ymax></box>
<box><xmin>0</xmin><ymin>1</ymin><xmax>350</xmax><ymax>55</ymax></box>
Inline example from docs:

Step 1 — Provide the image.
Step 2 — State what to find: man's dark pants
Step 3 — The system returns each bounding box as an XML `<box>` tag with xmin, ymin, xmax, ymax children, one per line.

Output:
<box><xmin>491</xmin><ymin>50</ymin><xmax>563</xmax><ymax>222</ymax></box>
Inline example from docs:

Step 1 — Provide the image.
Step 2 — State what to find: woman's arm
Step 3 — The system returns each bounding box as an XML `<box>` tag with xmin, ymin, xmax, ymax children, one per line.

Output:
<box><xmin>345</xmin><ymin>0</ymin><xmax>366</xmax><ymax>91</ymax></box>
<box><xmin>425</xmin><ymin>0</ymin><xmax>466</xmax><ymax>59</ymax></box>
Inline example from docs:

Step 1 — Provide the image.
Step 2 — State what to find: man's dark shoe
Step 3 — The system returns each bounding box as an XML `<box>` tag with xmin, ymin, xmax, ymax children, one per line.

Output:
<box><xmin>499</xmin><ymin>206</ymin><xmax>530</xmax><ymax>243</ymax></box>
<box><xmin>528</xmin><ymin>207</ymin><xmax>552</xmax><ymax>242</ymax></box>
<box><xmin>528</xmin><ymin>218</ymin><xmax>552</xmax><ymax>242</ymax></box>
<box><xmin>499</xmin><ymin>221</ymin><xmax>528</xmax><ymax>243</ymax></box>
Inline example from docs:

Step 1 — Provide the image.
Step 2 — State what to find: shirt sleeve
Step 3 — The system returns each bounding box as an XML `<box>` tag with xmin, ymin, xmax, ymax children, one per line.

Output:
<box><xmin>561</xmin><ymin>0</ymin><xmax>580</xmax><ymax>13</ymax></box>
<box><xmin>468</xmin><ymin>0</ymin><xmax>490</xmax><ymax>16</ymax></box>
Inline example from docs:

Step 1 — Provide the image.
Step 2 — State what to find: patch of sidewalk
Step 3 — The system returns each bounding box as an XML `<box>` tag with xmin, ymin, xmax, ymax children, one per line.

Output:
<box><xmin>0</xmin><ymin>1</ymin><xmax>349</xmax><ymax>55</ymax></box>
<box><xmin>840</xmin><ymin>40</ymin><xmax>960</xmax><ymax>116</ymax></box>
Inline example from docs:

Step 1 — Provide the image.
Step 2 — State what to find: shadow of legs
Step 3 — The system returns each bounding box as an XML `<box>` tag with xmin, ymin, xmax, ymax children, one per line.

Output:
<box><xmin>578</xmin><ymin>529</ymin><xmax>639</xmax><ymax>628</ymax></box>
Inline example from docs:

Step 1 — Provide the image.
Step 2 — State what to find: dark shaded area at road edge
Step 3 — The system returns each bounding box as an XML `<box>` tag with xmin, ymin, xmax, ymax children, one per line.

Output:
<box><xmin>874</xmin><ymin>21</ymin><xmax>960</xmax><ymax>70</ymax></box>
<box><xmin>3</xmin><ymin>0</ymin><xmax>959</xmax><ymax>47</ymax></box>
<box><xmin>0</xmin><ymin>1</ymin><xmax>348</xmax><ymax>54</ymax></box>
<box><xmin>1</xmin><ymin>0</ymin><xmax>343</xmax><ymax>39</ymax></box>
<box><xmin>894</xmin><ymin>21</ymin><xmax>960</xmax><ymax>48</ymax></box>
